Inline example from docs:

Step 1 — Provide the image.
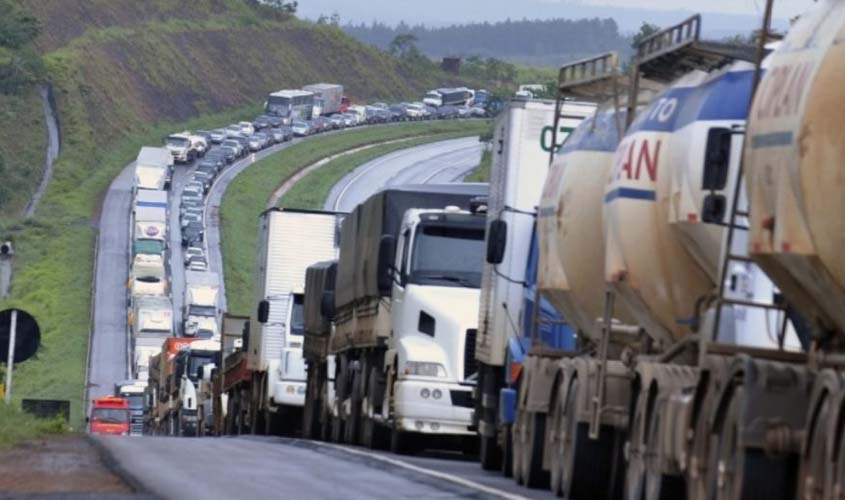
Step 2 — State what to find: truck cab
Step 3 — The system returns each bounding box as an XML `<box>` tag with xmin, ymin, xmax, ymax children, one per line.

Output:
<box><xmin>166</xmin><ymin>132</ymin><xmax>207</xmax><ymax>164</ymax></box>
<box><xmin>172</xmin><ymin>340</ymin><xmax>220</xmax><ymax>436</ymax></box>
<box><xmin>384</xmin><ymin>206</ymin><xmax>486</xmax><ymax>438</ymax></box>
<box><xmin>89</xmin><ymin>397</ymin><xmax>130</xmax><ymax>436</ymax></box>
<box><xmin>115</xmin><ymin>381</ymin><xmax>147</xmax><ymax>436</ymax></box>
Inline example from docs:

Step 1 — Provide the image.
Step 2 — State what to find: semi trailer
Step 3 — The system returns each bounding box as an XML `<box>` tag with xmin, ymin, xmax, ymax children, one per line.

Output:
<box><xmin>472</xmin><ymin>98</ymin><xmax>593</xmax><ymax>471</ymax></box>
<box><xmin>303</xmin><ymin>184</ymin><xmax>489</xmax><ymax>451</ymax></box>
<box><xmin>222</xmin><ymin>208</ymin><xmax>345</xmax><ymax>436</ymax></box>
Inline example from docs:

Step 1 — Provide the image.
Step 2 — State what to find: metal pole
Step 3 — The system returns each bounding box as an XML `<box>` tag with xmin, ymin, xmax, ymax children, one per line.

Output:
<box><xmin>5</xmin><ymin>310</ymin><xmax>18</xmax><ymax>403</ymax></box>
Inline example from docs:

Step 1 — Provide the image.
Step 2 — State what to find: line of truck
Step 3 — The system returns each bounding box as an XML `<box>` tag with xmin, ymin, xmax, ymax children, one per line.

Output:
<box><xmin>169</xmin><ymin>3</ymin><xmax>845</xmax><ymax>499</ymax></box>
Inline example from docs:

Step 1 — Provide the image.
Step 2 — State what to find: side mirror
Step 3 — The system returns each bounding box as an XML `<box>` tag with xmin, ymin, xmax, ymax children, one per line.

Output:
<box><xmin>377</xmin><ymin>235</ymin><xmax>396</xmax><ymax>294</ymax></box>
<box><xmin>486</xmin><ymin>220</ymin><xmax>507</xmax><ymax>264</ymax></box>
<box><xmin>320</xmin><ymin>291</ymin><xmax>336</xmax><ymax>321</ymax></box>
<box><xmin>197</xmin><ymin>365</ymin><xmax>205</xmax><ymax>379</ymax></box>
<box><xmin>702</xmin><ymin>128</ymin><xmax>732</xmax><ymax>191</ymax></box>
<box><xmin>702</xmin><ymin>193</ymin><xmax>727</xmax><ymax>223</ymax></box>
<box><xmin>257</xmin><ymin>299</ymin><xmax>270</xmax><ymax>324</ymax></box>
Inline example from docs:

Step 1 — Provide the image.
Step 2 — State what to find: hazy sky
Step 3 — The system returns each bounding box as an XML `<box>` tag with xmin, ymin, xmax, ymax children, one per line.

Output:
<box><xmin>299</xmin><ymin>0</ymin><xmax>817</xmax><ymax>29</ymax></box>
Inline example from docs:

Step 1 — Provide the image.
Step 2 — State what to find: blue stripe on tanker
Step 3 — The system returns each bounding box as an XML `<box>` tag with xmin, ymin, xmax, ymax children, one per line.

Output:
<box><xmin>604</xmin><ymin>187</ymin><xmax>656</xmax><ymax>203</ymax></box>
<box><xmin>560</xmin><ymin>69</ymin><xmax>756</xmax><ymax>154</ymax></box>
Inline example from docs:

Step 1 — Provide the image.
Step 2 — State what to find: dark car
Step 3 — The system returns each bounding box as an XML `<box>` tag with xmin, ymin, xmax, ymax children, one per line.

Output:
<box><xmin>200</xmin><ymin>154</ymin><xmax>225</xmax><ymax>171</ymax></box>
<box><xmin>312</xmin><ymin>116</ymin><xmax>332</xmax><ymax>133</ymax></box>
<box><xmin>436</xmin><ymin>105</ymin><xmax>460</xmax><ymax>119</ymax></box>
<box><xmin>193</xmin><ymin>170</ymin><xmax>213</xmax><ymax>192</ymax></box>
<box><xmin>219</xmin><ymin>145</ymin><xmax>238</xmax><ymax>162</ymax></box>
<box><xmin>277</xmin><ymin>126</ymin><xmax>293</xmax><ymax>141</ymax></box>
<box><xmin>181</xmin><ymin>221</ymin><xmax>204</xmax><ymax>247</ymax></box>
<box><xmin>194</xmin><ymin>130</ymin><xmax>213</xmax><ymax>145</ymax></box>
<box><xmin>208</xmin><ymin>147</ymin><xmax>234</xmax><ymax>164</ymax></box>
<box><xmin>389</xmin><ymin>104</ymin><xmax>408</xmax><ymax>121</ymax></box>
<box><xmin>252</xmin><ymin>115</ymin><xmax>272</xmax><ymax>130</ymax></box>
<box><xmin>229</xmin><ymin>135</ymin><xmax>250</xmax><ymax>152</ymax></box>
<box><xmin>265</xmin><ymin>115</ymin><xmax>284</xmax><ymax>128</ymax></box>
<box><xmin>197</xmin><ymin>159</ymin><xmax>221</xmax><ymax>175</ymax></box>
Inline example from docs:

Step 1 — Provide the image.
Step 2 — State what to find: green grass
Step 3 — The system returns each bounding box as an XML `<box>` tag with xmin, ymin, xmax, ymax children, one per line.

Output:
<box><xmin>222</xmin><ymin>120</ymin><xmax>490</xmax><ymax>315</ymax></box>
<box><xmin>279</xmin><ymin>132</ymin><xmax>481</xmax><ymax>209</ymax></box>
<box><xmin>0</xmin><ymin>403</ymin><xmax>69</xmax><ymax>448</ymax></box>
<box><xmin>0</xmin><ymin>90</ymin><xmax>47</xmax><ymax>221</ymax></box>
<box><xmin>464</xmin><ymin>148</ymin><xmax>493</xmax><ymax>183</ymax></box>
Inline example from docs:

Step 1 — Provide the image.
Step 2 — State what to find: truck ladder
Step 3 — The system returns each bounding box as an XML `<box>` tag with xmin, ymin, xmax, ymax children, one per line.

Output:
<box><xmin>707</xmin><ymin>0</ymin><xmax>792</xmax><ymax>353</ymax></box>
<box><xmin>627</xmin><ymin>14</ymin><xmax>757</xmax><ymax>127</ymax></box>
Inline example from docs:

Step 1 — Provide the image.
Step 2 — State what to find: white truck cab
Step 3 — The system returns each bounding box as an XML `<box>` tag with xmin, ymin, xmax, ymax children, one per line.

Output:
<box><xmin>384</xmin><ymin>206</ymin><xmax>486</xmax><ymax>436</ymax></box>
<box><xmin>166</xmin><ymin>132</ymin><xmax>207</xmax><ymax>164</ymax></box>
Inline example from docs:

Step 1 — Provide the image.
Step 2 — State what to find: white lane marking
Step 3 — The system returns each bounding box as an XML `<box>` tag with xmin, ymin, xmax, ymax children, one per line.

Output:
<box><xmin>317</xmin><ymin>442</ymin><xmax>530</xmax><ymax>500</ymax></box>
<box><xmin>420</xmin><ymin>145</ymin><xmax>482</xmax><ymax>184</ymax></box>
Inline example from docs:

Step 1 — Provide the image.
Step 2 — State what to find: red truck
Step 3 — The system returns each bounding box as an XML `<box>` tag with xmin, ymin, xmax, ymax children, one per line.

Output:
<box><xmin>89</xmin><ymin>397</ymin><xmax>130</xmax><ymax>435</ymax></box>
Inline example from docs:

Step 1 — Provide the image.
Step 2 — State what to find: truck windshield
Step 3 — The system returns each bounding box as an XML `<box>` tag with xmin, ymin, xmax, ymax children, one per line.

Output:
<box><xmin>410</xmin><ymin>224</ymin><xmax>484</xmax><ymax>288</ymax></box>
<box><xmin>266</xmin><ymin>96</ymin><xmax>291</xmax><ymax>116</ymax></box>
<box><xmin>166</xmin><ymin>136</ymin><xmax>189</xmax><ymax>147</ymax></box>
<box><xmin>290</xmin><ymin>294</ymin><xmax>305</xmax><ymax>336</ymax></box>
<box><xmin>92</xmin><ymin>408</ymin><xmax>128</xmax><ymax>423</ymax></box>
<box><xmin>188</xmin><ymin>305</ymin><xmax>216</xmax><ymax>317</ymax></box>
<box><xmin>122</xmin><ymin>394</ymin><xmax>144</xmax><ymax>409</ymax></box>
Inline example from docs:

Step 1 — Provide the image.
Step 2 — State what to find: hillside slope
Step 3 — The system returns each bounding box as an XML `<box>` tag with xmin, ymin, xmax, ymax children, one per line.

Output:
<box><xmin>0</xmin><ymin>0</ymin><xmax>467</xmax><ymax>423</ymax></box>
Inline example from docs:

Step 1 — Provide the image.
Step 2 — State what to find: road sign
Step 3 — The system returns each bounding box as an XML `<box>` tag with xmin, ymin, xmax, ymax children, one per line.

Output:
<box><xmin>0</xmin><ymin>308</ymin><xmax>39</xmax><ymax>364</ymax></box>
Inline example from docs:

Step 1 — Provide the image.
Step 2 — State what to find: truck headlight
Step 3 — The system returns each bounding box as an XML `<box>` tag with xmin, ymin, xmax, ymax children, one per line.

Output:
<box><xmin>404</xmin><ymin>361</ymin><xmax>446</xmax><ymax>378</ymax></box>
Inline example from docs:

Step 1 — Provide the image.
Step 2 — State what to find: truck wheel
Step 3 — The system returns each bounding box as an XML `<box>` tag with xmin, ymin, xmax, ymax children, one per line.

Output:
<box><xmin>502</xmin><ymin>424</ymin><xmax>513</xmax><ymax>478</ymax></box>
<box><xmin>480</xmin><ymin>432</ymin><xmax>502</xmax><ymax>471</ymax></box>
<box><xmin>330</xmin><ymin>414</ymin><xmax>344</xmax><ymax>443</ymax></box>
<box><xmin>512</xmin><ymin>408</ymin><xmax>525</xmax><ymax>484</ymax></box>
<box><xmin>390</xmin><ymin>425</ymin><xmax>414</xmax><ymax>455</ymax></box>
<box><xmin>362</xmin><ymin>368</ymin><xmax>387</xmax><ymax>449</ymax></box>
<box><xmin>515</xmin><ymin>410</ymin><xmax>549</xmax><ymax>488</ymax></box>
<box><xmin>303</xmin><ymin>377</ymin><xmax>320</xmax><ymax>440</ymax></box>
<box><xmin>345</xmin><ymin>367</ymin><xmax>363</xmax><ymax>445</ymax></box>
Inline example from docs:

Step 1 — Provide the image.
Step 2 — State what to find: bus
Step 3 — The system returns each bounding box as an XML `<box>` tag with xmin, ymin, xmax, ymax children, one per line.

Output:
<box><xmin>264</xmin><ymin>90</ymin><xmax>314</xmax><ymax>123</ymax></box>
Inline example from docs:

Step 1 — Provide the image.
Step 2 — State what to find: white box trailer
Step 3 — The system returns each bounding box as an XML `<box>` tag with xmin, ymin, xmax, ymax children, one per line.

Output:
<box><xmin>135</xmin><ymin>147</ymin><xmax>172</xmax><ymax>191</ymax></box>
<box><xmin>246</xmin><ymin>208</ymin><xmax>344</xmax><ymax>422</ymax></box>
<box><xmin>303</xmin><ymin>83</ymin><xmax>344</xmax><ymax>116</ymax></box>
<box><xmin>130</xmin><ymin>295</ymin><xmax>174</xmax><ymax>338</ymax></box>
<box><xmin>476</xmin><ymin>98</ymin><xmax>595</xmax><ymax>366</ymax></box>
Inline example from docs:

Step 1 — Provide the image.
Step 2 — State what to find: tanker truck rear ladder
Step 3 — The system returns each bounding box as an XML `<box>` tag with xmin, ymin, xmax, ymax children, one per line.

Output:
<box><xmin>702</xmin><ymin>1</ymin><xmax>798</xmax><ymax>354</ymax></box>
<box><xmin>582</xmin><ymin>14</ymin><xmax>765</xmax><ymax>438</ymax></box>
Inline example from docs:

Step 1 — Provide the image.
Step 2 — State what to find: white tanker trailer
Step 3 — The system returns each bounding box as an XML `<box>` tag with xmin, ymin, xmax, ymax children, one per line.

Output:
<box><xmin>526</xmin><ymin>10</ymin><xmax>820</xmax><ymax>500</ymax></box>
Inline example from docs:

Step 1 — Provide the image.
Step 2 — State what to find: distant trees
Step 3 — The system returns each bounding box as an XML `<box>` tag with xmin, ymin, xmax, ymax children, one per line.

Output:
<box><xmin>388</xmin><ymin>34</ymin><xmax>419</xmax><ymax>58</ymax></box>
<box><xmin>631</xmin><ymin>22</ymin><xmax>660</xmax><ymax>49</ymax></box>
<box><xmin>264</xmin><ymin>0</ymin><xmax>298</xmax><ymax>13</ymax></box>
<box><xmin>343</xmin><ymin>17</ymin><xmax>630</xmax><ymax>66</ymax></box>
<box><xmin>462</xmin><ymin>56</ymin><xmax>517</xmax><ymax>86</ymax></box>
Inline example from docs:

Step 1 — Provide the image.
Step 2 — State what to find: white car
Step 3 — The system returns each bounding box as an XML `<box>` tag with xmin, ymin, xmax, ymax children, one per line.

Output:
<box><xmin>188</xmin><ymin>258</ymin><xmax>208</xmax><ymax>272</ymax></box>
<box><xmin>239</xmin><ymin>121</ymin><xmax>255</xmax><ymax>136</ymax></box>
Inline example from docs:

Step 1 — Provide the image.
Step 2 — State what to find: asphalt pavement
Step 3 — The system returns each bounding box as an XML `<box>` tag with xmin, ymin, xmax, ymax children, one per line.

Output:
<box><xmin>95</xmin><ymin>435</ymin><xmax>550</xmax><ymax>500</ymax></box>
<box><xmin>325</xmin><ymin>136</ymin><xmax>483</xmax><ymax>212</ymax></box>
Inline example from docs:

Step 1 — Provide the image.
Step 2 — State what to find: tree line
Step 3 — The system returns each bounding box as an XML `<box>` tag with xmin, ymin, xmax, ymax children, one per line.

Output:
<box><xmin>342</xmin><ymin>17</ymin><xmax>632</xmax><ymax>66</ymax></box>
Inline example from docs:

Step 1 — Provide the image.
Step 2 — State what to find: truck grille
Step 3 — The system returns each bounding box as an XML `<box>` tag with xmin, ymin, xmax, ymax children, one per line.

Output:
<box><xmin>464</xmin><ymin>328</ymin><xmax>478</xmax><ymax>379</ymax></box>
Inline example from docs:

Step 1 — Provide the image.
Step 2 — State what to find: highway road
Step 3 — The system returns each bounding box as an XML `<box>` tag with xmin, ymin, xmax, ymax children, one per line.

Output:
<box><xmin>95</xmin><ymin>435</ymin><xmax>550</xmax><ymax>500</ymax></box>
<box><xmin>325</xmin><ymin>136</ymin><xmax>483</xmax><ymax>212</ymax></box>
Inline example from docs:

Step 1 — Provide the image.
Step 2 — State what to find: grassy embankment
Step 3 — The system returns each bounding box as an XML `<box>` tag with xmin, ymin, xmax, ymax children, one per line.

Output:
<box><xmin>2</xmin><ymin>0</ymin><xmax>469</xmax><ymax>427</ymax></box>
<box><xmin>0</xmin><ymin>403</ymin><xmax>68</xmax><ymax>449</ymax></box>
<box><xmin>464</xmin><ymin>149</ymin><xmax>493</xmax><ymax>183</ymax></box>
<box><xmin>222</xmin><ymin>120</ymin><xmax>489</xmax><ymax>316</ymax></box>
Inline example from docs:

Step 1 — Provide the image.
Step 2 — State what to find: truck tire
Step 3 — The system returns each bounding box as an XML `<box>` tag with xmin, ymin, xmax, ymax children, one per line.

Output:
<box><xmin>478</xmin><ymin>364</ymin><xmax>503</xmax><ymax>471</ymax></box>
<box><xmin>330</xmin><ymin>414</ymin><xmax>344</xmax><ymax>443</ymax></box>
<box><xmin>390</xmin><ymin>425</ymin><xmax>414</xmax><ymax>455</ymax></box>
<box><xmin>344</xmin><ymin>365</ymin><xmax>364</xmax><ymax>445</ymax></box>
<box><xmin>512</xmin><ymin>408</ymin><xmax>525</xmax><ymax>484</ymax></box>
<box><xmin>502</xmin><ymin>424</ymin><xmax>513</xmax><ymax>478</ymax></box>
<box><xmin>303</xmin><ymin>372</ymin><xmax>321</xmax><ymax>440</ymax></box>
<box><xmin>520</xmin><ymin>412</ymin><xmax>549</xmax><ymax>488</ymax></box>
<box><xmin>561</xmin><ymin>379</ymin><xmax>624</xmax><ymax>500</ymax></box>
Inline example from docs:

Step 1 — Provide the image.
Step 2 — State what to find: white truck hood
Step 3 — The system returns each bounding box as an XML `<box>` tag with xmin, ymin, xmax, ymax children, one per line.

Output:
<box><xmin>395</xmin><ymin>285</ymin><xmax>480</xmax><ymax>381</ymax></box>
